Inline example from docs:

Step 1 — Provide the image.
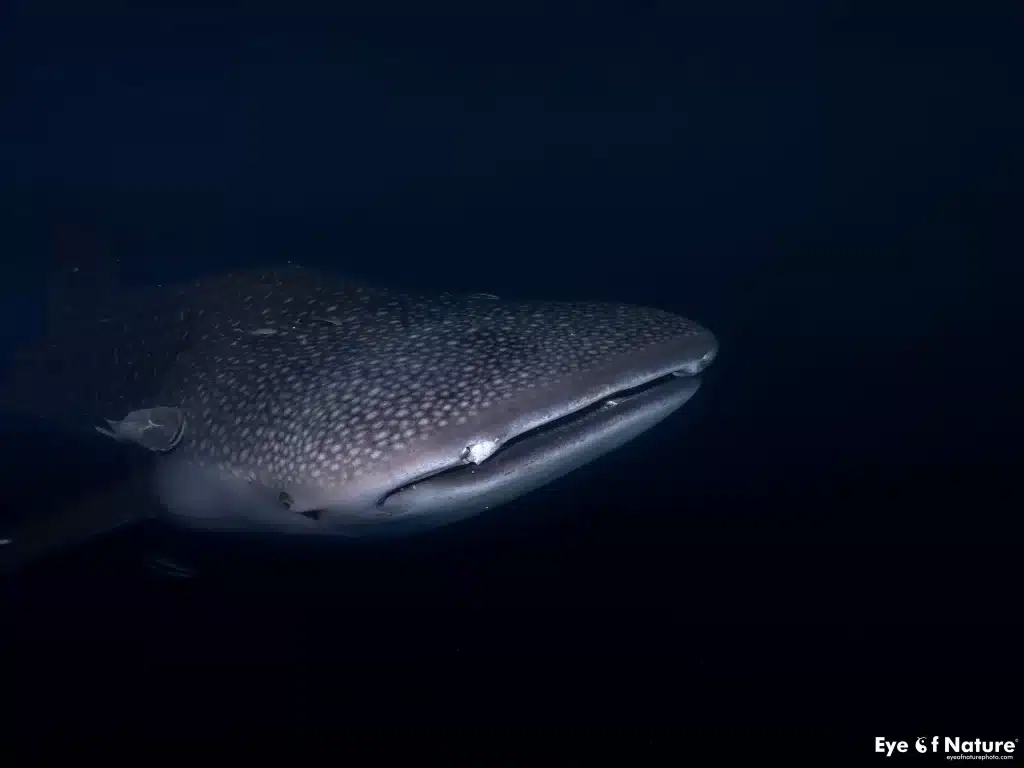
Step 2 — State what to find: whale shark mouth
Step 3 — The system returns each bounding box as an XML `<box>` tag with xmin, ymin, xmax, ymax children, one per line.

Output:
<box><xmin>374</xmin><ymin>368</ymin><xmax>702</xmax><ymax>524</ymax></box>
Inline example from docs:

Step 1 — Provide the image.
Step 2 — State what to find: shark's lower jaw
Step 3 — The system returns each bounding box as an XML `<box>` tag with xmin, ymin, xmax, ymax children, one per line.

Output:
<box><xmin>365</xmin><ymin>370</ymin><xmax>702</xmax><ymax>529</ymax></box>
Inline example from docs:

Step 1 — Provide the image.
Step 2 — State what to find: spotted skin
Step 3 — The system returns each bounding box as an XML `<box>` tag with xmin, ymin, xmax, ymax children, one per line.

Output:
<box><xmin>8</xmin><ymin>264</ymin><xmax>715</xmax><ymax>528</ymax></box>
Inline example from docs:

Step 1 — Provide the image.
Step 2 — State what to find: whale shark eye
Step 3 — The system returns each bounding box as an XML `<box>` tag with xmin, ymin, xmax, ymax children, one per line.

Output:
<box><xmin>461</xmin><ymin>439</ymin><xmax>499</xmax><ymax>464</ymax></box>
<box><xmin>278</xmin><ymin>491</ymin><xmax>294</xmax><ymax>509</ymax></box>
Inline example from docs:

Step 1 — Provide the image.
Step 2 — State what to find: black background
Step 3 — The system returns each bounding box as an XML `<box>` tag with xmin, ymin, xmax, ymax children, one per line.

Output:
<box><xmin>1</xmin><ymin>0</ymin><xmax>1020</xmax><ymax>731</ymax></box>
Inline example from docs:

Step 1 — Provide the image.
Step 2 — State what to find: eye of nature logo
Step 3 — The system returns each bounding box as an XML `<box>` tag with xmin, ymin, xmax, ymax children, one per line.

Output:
<box><xmin>875</xmin><ymin>737</ymin><xmax>1017</xmax><ymax>760</ymax></box>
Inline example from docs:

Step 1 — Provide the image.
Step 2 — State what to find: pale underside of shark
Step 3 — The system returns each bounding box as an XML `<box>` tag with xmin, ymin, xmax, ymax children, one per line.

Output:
<box><xmin>0</xmin><ymin>264</ymin><xmax>717</xmax><ymax>572</ymax></box>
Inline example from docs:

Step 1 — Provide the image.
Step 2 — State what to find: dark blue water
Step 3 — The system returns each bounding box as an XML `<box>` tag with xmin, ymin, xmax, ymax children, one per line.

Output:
<box><xmin>1</xmin><ymin>2</ymin><xmax>1019</xmax><ymax>728</ymax></box>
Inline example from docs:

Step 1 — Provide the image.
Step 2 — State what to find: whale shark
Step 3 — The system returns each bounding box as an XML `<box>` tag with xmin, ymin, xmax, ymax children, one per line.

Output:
<box><xmin>1</xmin><ymin>262</ymin><xmax>717</xmax><ymax>571</ymax></box>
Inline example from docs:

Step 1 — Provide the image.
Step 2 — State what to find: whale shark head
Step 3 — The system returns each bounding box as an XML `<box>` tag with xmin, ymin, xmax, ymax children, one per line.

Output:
<box><xmin>3</xmin><ymin>263</ymin><xmax>718</xmax><ymax>558</ymax></box>
<box><xmin>147</xmin><ymin>266</ymin><xmax>718</xmax><ymax>536</ymax></box>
